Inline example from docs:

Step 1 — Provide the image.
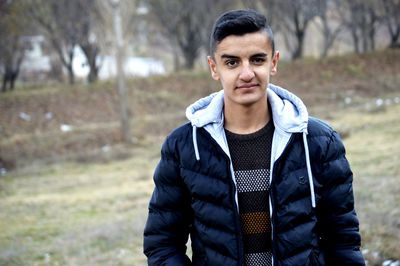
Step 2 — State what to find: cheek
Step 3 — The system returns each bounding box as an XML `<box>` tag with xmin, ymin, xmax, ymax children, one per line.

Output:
<box><xmin>219</xmin><ymin>77</ymin><xmax>229</xmax><ymax>90</ymax></box>
<box><xmin>255</xmin><ymin>69</ymin><xmax>270</xmax><ymax>81</ymax></box>
<box><xmin>218</xmin><ymin>71</ymin><xmax>233</xmax><ymax>83</ymax></box>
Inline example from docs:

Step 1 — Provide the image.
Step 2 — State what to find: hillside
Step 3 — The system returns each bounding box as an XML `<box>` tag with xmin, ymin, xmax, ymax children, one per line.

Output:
<box><xmin>0</xmin><ymin>49</ymin><xmax>399</xmax><ymax>265</ymax></box>
<box><xmin>1</xmin><ymin>49</ymin><xmax>399</xmax><ymax>170</ymax></box>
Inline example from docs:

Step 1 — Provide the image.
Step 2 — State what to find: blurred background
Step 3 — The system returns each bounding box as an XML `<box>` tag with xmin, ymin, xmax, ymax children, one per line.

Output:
<box><xmin>0</xmin><ymin>0</ymin><xmax>399</xmax><ymax>265</ymax></box>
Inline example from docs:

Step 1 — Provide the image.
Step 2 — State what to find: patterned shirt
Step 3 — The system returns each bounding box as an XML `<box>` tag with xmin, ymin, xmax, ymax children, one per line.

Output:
<box><xmin>225</xmin><ymin>121</ymin><xmax>274</xmax><ymax>266</ymax></box>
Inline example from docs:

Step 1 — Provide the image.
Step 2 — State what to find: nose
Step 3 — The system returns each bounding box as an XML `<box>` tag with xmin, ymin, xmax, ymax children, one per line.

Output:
<box><xmin>239</xmin><ymin>64</ymin><xmax>255</xmax><ymax>81</ymax></box>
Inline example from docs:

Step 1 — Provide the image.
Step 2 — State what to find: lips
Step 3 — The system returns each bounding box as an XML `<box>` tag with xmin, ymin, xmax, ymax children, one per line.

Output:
<box><xmin>236</xmin><ymin>83</ymin><xmax>259</xmax><ymax>89</ymax></box>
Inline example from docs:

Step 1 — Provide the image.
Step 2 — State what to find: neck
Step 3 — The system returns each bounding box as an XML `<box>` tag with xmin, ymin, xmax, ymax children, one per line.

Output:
<box><xmin>224</xmin><ymin>99</ymin><xmax>270</xmax><ymax>134</ymax></box>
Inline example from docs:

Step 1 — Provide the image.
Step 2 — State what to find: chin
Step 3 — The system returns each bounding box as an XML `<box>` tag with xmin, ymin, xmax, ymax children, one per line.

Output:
<box><xmin>237</xmin><ymin>95</ymin><xmax>266</xmax><ymax>106</ymax></box>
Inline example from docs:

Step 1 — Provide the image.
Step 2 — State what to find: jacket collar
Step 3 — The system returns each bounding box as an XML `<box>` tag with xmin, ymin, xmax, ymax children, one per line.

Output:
<box><xmin>185</xmin><ymin>83</ymin><xmax>309</xmax><ymax>133</ymax></box>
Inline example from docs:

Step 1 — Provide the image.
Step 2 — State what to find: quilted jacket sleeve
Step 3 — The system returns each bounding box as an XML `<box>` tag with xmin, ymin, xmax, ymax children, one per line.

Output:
<box><xmin>143</xmin><ymin>136</ymin><xmax>192</xmax><ymax>266</ymax></box>
<box><xmin>317</xmin><ymin>130</ymin><xmax>365</xmax><ymax>265</ymax></box>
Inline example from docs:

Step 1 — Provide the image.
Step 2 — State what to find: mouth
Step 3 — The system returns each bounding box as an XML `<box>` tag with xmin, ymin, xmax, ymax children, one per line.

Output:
<box><xmin>236</xmin><ymin>83</ymin><xmax>259</xmax><ymax>89</ymax></box>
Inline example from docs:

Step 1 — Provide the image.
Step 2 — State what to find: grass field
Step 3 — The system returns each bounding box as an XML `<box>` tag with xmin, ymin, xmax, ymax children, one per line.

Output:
<box><xmin>330</xmin><ymin>104</ymin><xmax>400</xmax><ymax>264</ymax></box>
<box><xmin>0</xmin><ymin>146</ymin><xmax>158</xmax><ymax>265</ymax></box>
<box><xmin>0</xmin><ymin>49</ymin><xmax>399</xmax><ymax>265</ymax></box>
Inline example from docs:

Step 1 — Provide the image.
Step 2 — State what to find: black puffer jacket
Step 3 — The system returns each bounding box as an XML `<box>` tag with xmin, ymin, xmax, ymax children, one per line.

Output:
<box><xmin>144</xmin><ymin>86</ymin><xmax>364</xmax><ymax>265</ymax></box>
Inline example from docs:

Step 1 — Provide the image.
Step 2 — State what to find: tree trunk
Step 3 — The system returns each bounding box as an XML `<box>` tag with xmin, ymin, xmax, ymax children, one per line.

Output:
<box><xmin>389</xmin><ymin>32</ymin><xmax>400</xmax><ymax>48</ymax></box>
<box><xmin>182</xmin><ymin>44</ymin><xmax>196</xmax><ymax>69</ymax></box>
<box><xmin>1</xmin><ymin>74</ymin><xmax>7</xmax><ymax>92</ymax></box>
<box><xmin>172</xmin><ymin>42</ymin><xmax>181</xmax><ymax>71</ymax></box>
<box><xmin>1</xmin><ymin>49</ymin><xmax>24</xmax><ymax>92</ymax></box>
<box><xmin>178</xmin><ymin>38</ymin><xmax>198</xmax><ymax>70</ymax></box>
<box><xmin>369</xmin><ymin>9</ymin><xmax>378</xmax><ymax>51</ymax></box>
<box><xmin>2</xmin><ymin>68</ymin><xmax>14</xmax><ymax>92</ymax></box>
<box><xmin>81</xmin><ymin>44</ymin><xmax>100</xmax><ymax>83</ymax></box>
<box><xmin>10</xmin><ymin>73</ymin><xmax>16</xmax><ymax>90</ymax></box>
<box><xmin>67</xmin><ymin>64</ymin><xmax>75</xmax><ymax>84</ymax></box>
<box><xmin>291</xmin><ymin>9</ymin><xmax>307</xmax><ymax>60</ymax></box>
<box><xmin>320</xmin><ymin>16</ymin><xmax>344</xmax><ymax>58</ymax></box>
<box><xmin>368</xmin><ymin>24</ymin><xmax>376</xmax><ymax>51</ymax></box>
<box><xmin>321</xmin><ymin>19</ymin><xmax>330</xmax><ymax>58</ymax></box>
<box><xmin>112</xmin><ymin>0</ymin><xmax>132</xmax><ymax>144</ymax></box>
<box><xmin>382</xmin><ymin>0</ymin><xmax>400</xmax><ymax>48</ymax></box>
<box><xmin>350</xmin><ymin>27</ymin><xmax>361</xmax><ymax>54</ymax></box>
<box><xmin>173</xmin><ymin>52</ymin><xmax>180</xmax><ymax>71</ymax></box>
<box><xmin>183</xmin><ymin>55</ymin><xmax>195</xmax><ymax>70</ymax></box>
<box><xmin>11</xmin><ymin>52</ymin><xmax>24</xmax><ymax>90</ymax></box>
<box><xmin>292</xmin><ymin>30</ymin><xmax>304</xmax><ymax>59</ymax></box>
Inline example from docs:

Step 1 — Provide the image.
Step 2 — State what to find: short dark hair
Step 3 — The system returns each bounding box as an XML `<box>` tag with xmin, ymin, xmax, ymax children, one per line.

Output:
<box><xmin>210</xmin><ymin>9</ymin><xmax>275</xmax><ymax>57</ymax></box>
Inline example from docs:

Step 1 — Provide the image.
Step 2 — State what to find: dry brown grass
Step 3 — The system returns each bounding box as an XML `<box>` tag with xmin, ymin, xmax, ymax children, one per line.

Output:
<box><xmin>329</xmin><ymin>104</ymin><xmax>400</xmax><ymax>264</ymax></box>
<box><xmin>0</xmin><ymin>146</ymin><xmax>158</xmax><ymax>265</ymax></box>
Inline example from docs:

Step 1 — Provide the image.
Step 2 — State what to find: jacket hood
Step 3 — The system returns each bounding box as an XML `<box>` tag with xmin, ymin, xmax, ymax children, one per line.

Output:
<box><xmin>185</xmin><ymin>84</ymin><xmax>309</xmax><ymax>133</ymax></box>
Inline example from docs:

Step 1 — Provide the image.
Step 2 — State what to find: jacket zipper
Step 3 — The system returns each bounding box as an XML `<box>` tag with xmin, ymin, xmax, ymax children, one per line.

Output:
<box><xmin>227</xmin><ymin>163</ymin><xmax>245</xmax><ymax>266</ymax></box>
<box><xmin>200</xmin><ymin>128</ymin><xmax>245</xmax><ymax>265</ymax></box>
<box><xmin>270</xmin><ymin>134</ymin><xmax>296</xmax><ymax>266</ymax></box>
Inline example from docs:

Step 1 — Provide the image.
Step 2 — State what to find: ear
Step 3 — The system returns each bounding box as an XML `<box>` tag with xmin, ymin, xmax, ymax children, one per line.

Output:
<box><xmin>270</xmin><ymin>51</ymin><xmax>280</xmax><ymax>76</ymax></box>
<box><xmin>207</xmin><ymin>56</ymin><xmax>220</xmax><ymax>80</ymax></box>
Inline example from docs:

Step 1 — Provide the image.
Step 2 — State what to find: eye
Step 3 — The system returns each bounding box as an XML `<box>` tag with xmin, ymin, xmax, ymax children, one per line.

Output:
<box><xmin>252</xmin><ymin>57</ymin><xmax>266</xmax><ymax>65</ymax></box>
<box><xmin>225</xmin><ymin>59</ymin><xmax>238</xmax><ymax>68</ymax></box>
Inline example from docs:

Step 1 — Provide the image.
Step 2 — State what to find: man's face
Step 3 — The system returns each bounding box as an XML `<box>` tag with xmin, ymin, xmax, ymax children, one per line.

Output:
<box><xmin>208</xmin><ymin>31</ymin><xmax>279</xmax><ymax>108</ymax></box>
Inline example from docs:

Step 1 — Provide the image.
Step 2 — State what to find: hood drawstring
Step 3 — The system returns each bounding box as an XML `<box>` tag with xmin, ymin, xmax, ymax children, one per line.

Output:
<box><xmin>303</xmin><ymin>132</ymin><xmax>316</xmax><ymax>208</ymax></box>
<box><xmin>192</xmin><ymin>125</ymin><xmax>200</xmax><ymax>161</ymax></box>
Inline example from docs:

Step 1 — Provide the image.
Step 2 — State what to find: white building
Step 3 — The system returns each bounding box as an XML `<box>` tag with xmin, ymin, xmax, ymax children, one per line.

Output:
<box><xmin>19</xmin><ymin>35</ymin><xmax>166</xmax><ymax>82</ymax></box>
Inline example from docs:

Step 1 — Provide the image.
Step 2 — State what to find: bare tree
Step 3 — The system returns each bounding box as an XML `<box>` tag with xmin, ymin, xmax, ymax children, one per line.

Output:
<box><xmin>147</xmin><ymin>0</ymin><xmax>200</xmax><ymax>70</ymax></box>
<box><xmin>75</xmin><ymin>0</ymin><xmax>102</xmax><ymax>83</ymax></box>
<box><xmin>200</xmin><ymin>0</ymin><xmax>236</xmax><ymax>54</ymax></box>
<box><xmin>343</xmin><ymin>0</ymin><xmax>381</xmax><ymax>54</ymax></box>
<box><xmin>259</xmin><ymin>0</ymin><xmax>321</xmax><ymax>59</ymax></box>
<box><xmin>27</xmin><ymin>0</ymin><xmax>103</xmax><ymax>84</ymax></box>
<box><xmin>382</xmin><ymin>0</ymin><xmax>400</xmax><ymax>48</ymax></box>
<box><xmin>148</xmin><ymin>0</ymin><xmax>234</xmax><ymax>70</ymax></box>
<box><xmin>365</xmin><ymin>2</ymin><xmax>380</xmax><ymax>51</ymax></box>
<box><xmin>27</xmin><ymin>0</ymin><xmax>79</xmax><ymax>84</ymax></box>
<box><xmin>0</xmin><ymin>0</ymin><xmax>28</xmax><ymax>92</ymax></box>
<box><xmin>317</xmin><ymin>0</ymin><xmax>346</xmax><ymax>57</ymax></box>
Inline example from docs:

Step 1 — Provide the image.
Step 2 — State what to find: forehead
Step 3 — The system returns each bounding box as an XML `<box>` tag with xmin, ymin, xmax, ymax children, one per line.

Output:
<box><xmin>214</xmin><ymin>31</ymin><xmax>272</xmax><ymax>57</ymax></box>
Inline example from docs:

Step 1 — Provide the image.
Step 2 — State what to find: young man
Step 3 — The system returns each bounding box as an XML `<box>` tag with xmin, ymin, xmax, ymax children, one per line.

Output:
<box><xmin>144</xmin><ymin>9</ymin><xmax>364</xmax><ymax>266</ymax></box>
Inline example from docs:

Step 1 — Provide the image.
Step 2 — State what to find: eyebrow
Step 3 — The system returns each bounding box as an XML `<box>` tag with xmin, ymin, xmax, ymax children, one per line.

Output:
<box><xmin>220</xmin><ymin>54</ymin><xmax>240</xmax><ymax>60</ymax></box>
<box><xmin>220</xmin><ymin>53</ymin><xmax>268</xmax><ymax>59</ymax></box>
<box><xmin>251</xmin><ymin>53</ymin><xmax>268</xmax><ymax>58</ymax></box>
